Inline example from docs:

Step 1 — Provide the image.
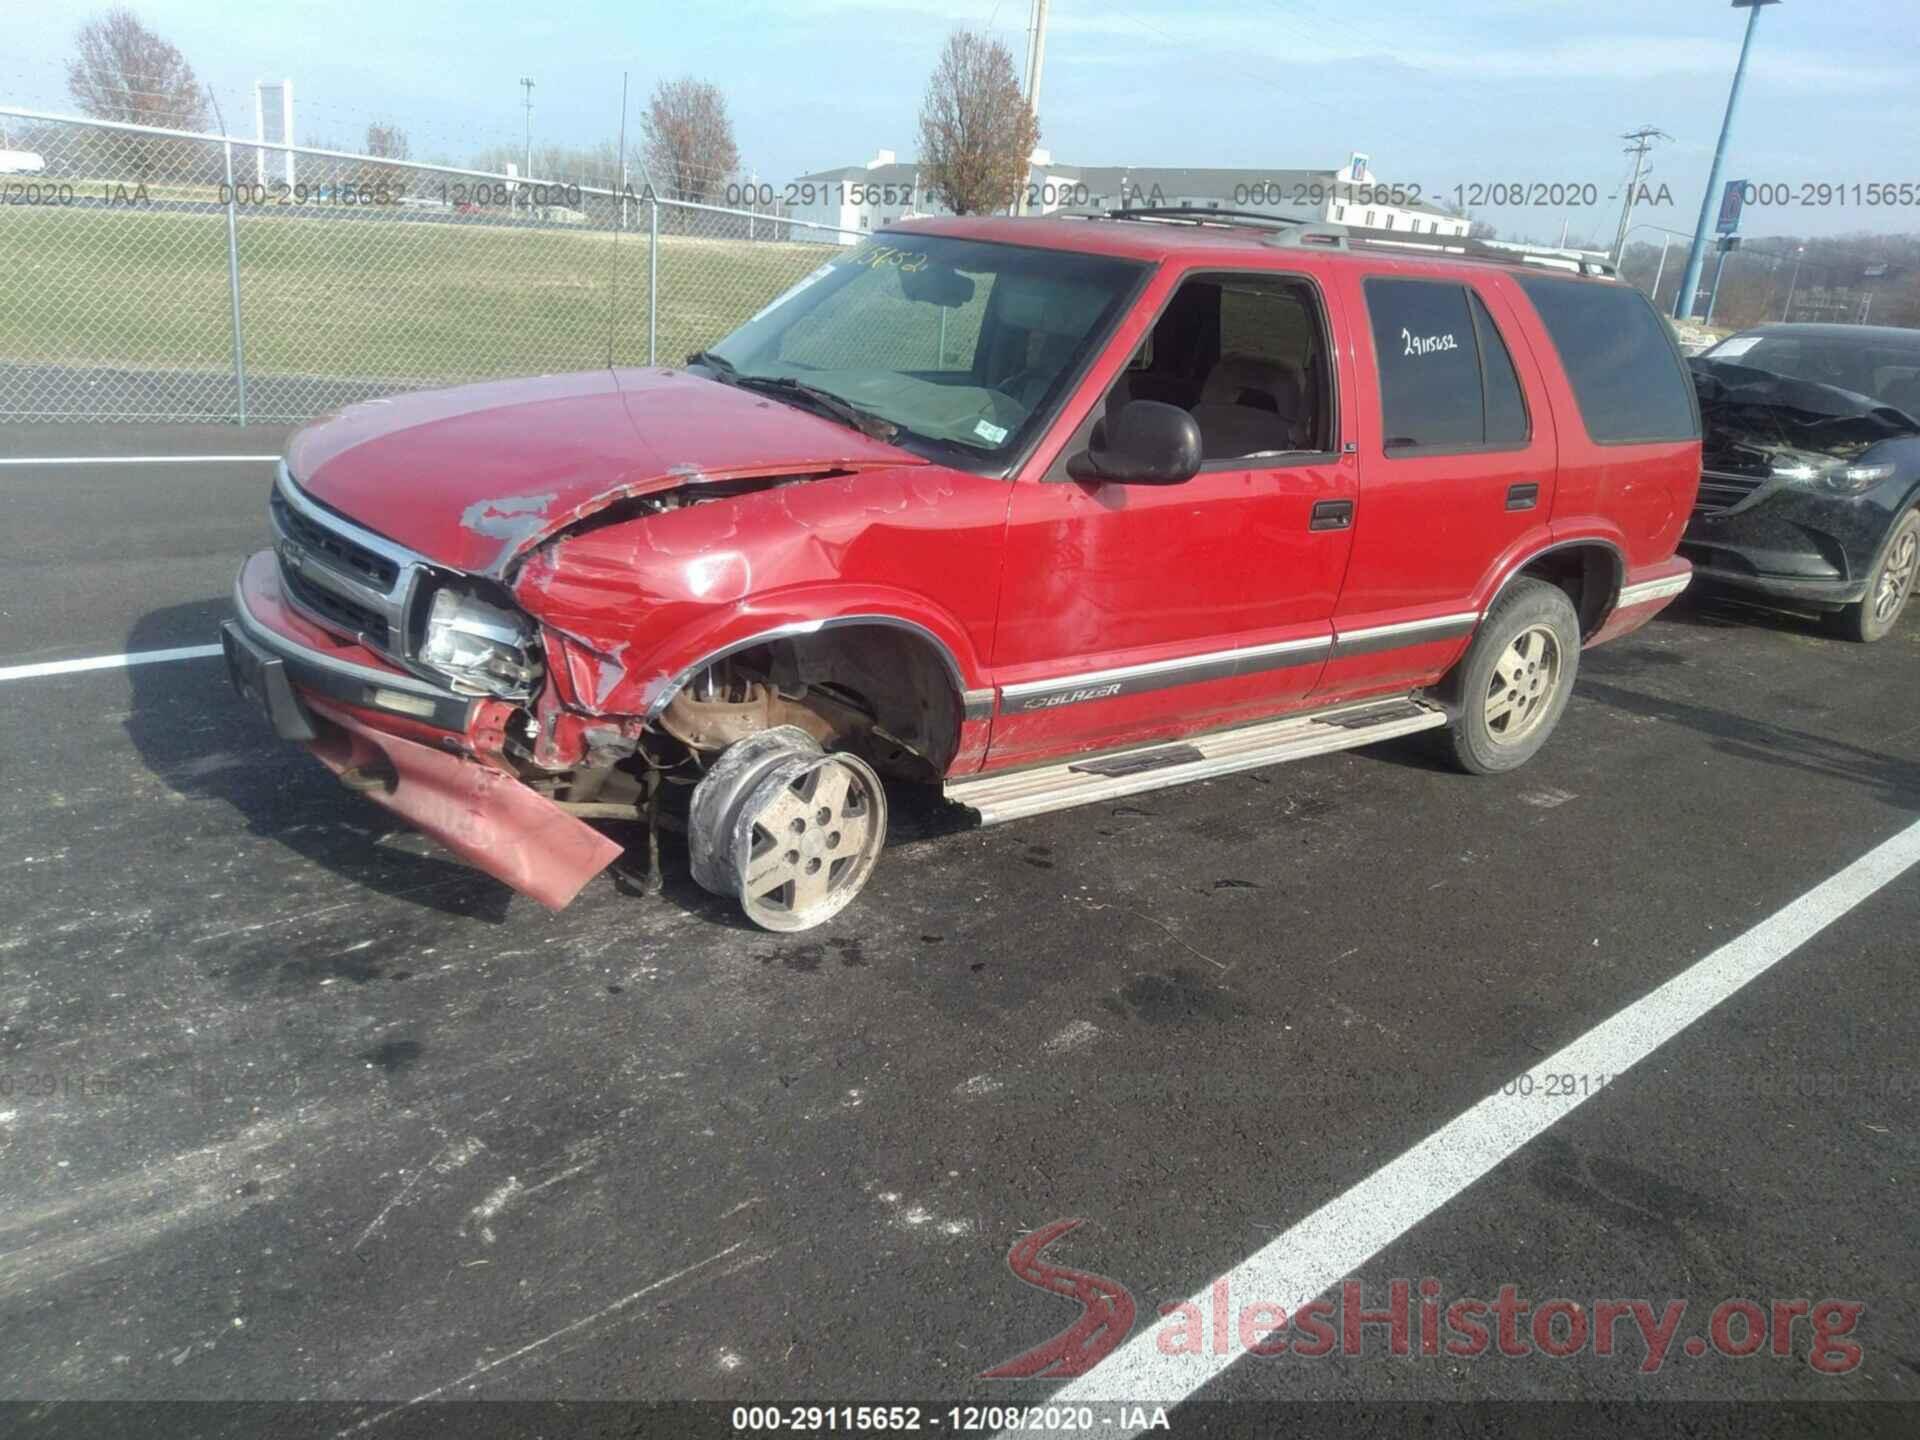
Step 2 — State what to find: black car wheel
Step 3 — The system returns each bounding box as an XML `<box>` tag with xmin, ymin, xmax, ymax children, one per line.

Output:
<box><xmin>1826</xmin><ymin>509</ymin><xmax>1920</xmax><ymax>644</ymax></box>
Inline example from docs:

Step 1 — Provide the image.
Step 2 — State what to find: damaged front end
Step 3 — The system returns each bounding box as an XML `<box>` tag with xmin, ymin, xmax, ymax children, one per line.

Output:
<box><xmin>1683</xmin><ymin>358</ymin><xmax>1920</xmax><ymax>606</ymax></box>
<box><xmin>1691</xmin><ymin>358</ymin><xmax>1917</xmax><ymax>510</ymax></box>
<box><xmin>229</xmin><ymin>456</ymin><xmax>950</xmax><ymax>913</ymax></box>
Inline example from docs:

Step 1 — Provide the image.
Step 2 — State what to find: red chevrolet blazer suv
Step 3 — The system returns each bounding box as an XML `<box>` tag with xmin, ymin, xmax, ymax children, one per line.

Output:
<box><xmin>223</xmin><ymin>212</ymin><xmax>1701</xmax><ymax>930</ymax></box>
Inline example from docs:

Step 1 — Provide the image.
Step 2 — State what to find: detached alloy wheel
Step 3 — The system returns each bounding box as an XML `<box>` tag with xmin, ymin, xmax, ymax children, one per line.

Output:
<box><xmin>1827</xmin><ymin>510</ymin><xmax>1919</xmax><ymax>644</ymax></box>
<box><xmin>689</xmin><ymin>727</ymin><xmax>887</xmax><ymax>932</ymax></box>
<box><xmin>1437</xmin><ymin>577</ymin><xmax>1581</xmax><ymax>775</ymax></box>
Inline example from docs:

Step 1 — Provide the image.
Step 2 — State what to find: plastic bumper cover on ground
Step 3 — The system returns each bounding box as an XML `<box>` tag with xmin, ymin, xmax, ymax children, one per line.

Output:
<box><xmin>225</xmin><ymin>551</ymin><xmax>624</xmax><ymax>910</ymax></box>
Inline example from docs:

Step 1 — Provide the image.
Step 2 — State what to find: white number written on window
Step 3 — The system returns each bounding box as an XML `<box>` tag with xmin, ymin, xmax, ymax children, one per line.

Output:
<box><xmin>1402</xmin><ymin>328</ymin><xmax>1460</xmax><ymax>357</ymax></box>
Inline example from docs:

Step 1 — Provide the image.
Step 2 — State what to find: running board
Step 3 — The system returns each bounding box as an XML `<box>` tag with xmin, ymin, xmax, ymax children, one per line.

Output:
<box><xmin>946</xmin><ymin>697</ymin><xmax>1448</xmax><ymax>825</ymax></box>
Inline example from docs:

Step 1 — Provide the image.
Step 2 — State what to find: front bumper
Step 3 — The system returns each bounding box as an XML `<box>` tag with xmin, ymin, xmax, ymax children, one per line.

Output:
<box><xmin>225</xmin><ymin>550</ymin><xmax>623</xmax><ymax>910</ymax></box>
<box><xmin>225</xmin><ymin>551</ymin><xmax>475</xmax><ymax>736</ymax></box>
<box><xmin>1681</xmin><ymin>486</ymin><xmax>1887</xmax><ymax>608</ymax></box>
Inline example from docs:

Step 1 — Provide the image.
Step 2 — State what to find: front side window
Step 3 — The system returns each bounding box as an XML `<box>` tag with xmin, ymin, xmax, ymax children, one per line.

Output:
<box><xmin>1098</xmin><ymin>271</ymin><xmax>1335</xmax><ymax>464</ymax></box>
<box><xmin>707</xmin><ymin>234</ymin><xmax>1143</xmax><ymax>468</ymax></box>
<box><xmin>1517</xmin><ymin>274</ymin><xmax>1698</xmax><ymax>444</ymax></box>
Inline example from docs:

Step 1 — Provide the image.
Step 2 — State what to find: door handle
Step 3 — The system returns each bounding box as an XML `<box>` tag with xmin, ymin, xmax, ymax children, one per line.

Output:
<box><xmin>1310</xmin><ymin>499</ymin><xmax>1354</xmax><ymax>531</ymax></box>
<box><xmin>1506</xmin><ymin>483</ymin><xmax>1540</xmax><ymax>511</ymax></box>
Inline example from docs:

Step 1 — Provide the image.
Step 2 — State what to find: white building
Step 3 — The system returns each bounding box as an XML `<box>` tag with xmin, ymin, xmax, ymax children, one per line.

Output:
<box><xmin>783</xmin><ymin>150</ymin><xmax>1469</xmax><ymax>244</ymax></box>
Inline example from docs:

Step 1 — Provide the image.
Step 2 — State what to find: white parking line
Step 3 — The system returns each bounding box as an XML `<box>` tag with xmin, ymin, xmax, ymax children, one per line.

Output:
<box><xmin>0</xmin><ymin>645</ymin><xmax>224</xmax><ymax>682</ymax></box>
<box><xmin>0</xmin><ymin>455</ymin><xmax>280</xmax><ymax>466</ymax></box>
<box><xmin>1029</xmin><ymin>814</ymin><xmax>1920</xmax><ymax>1425</ymax></box>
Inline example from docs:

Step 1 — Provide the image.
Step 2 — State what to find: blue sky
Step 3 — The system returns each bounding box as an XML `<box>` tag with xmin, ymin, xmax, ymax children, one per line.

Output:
<box><xmin>6</xmin><ymin>0</ymin><xmax>1913</xmax><ymax>242</ymax></box>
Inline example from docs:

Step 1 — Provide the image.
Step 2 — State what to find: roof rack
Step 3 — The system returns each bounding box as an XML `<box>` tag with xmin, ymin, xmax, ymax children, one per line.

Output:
<box><xmin>1099</xmin><ymin>205</ymin><xmax>1319</xmax><ymax>230</ymax></box>
<box><xmin>1264</xmin><ymin>222</ymin><xmax>1618</xmax><ymax>278</ymax></box>
<box><xmin>1085</xmin><ymin>206</ymin><xmax>1617</xmax><ymax>278</ymax></box>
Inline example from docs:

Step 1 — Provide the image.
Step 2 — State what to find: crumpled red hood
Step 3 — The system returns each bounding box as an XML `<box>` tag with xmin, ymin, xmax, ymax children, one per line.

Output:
<box><xmin>286</xmin><ymin>367</ymin><xmax>924</xmax><ymax>576</ymax></box>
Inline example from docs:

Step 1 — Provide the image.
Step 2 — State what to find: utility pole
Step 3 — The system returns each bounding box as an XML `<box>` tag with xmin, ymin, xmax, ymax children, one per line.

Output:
<box><xmin>1674</xmin><ymin>1</ymin><xmax>1781</xmax><ymax>320</ymax></box>
<box><xmin>1610</xmin><ymin>126</ymin><xmax>1670</xmax><ymax>265</ymax></box>
<box><xmin>1014</xmin><ymin>0</ymin><xmax>1049</xmax><ymax>215</ymax></box>
<box><xmin>520</xmin><ymin>76</ymin><xmax>535</xmax><ymax>181</ymax></box>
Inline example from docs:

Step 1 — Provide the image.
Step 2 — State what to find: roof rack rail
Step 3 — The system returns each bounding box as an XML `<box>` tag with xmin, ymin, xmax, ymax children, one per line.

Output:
<box><xmin>1084</xmin><ymin>206</ymin><xmax>1619</xmax><ymax>278</ymax></box>
<box><xmin>1100</xmin><ymin>205</ymin><xmax>1318</xmax><ymax>230</ymax></box>
<box><xmin>1261</xmin><ymin>222</ymin><xmax>1618</xmax><ymax>277</ymax></box>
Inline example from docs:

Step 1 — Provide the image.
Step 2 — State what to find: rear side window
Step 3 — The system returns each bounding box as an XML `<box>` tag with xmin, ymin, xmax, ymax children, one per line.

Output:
<box><xmin>1363</xmin><ymin>278</ymin><xmax>1531</xmax><ymax>453</ymax></box>
<box><xmin>1516</xmin><ymin>275</ymin><xmax>1698</xmax><ymax>444</ymax></box>
<box><xmin>1471</xmin><ymin>292</ymin><xmax>1529</xmax><ymax>446</ymax></box>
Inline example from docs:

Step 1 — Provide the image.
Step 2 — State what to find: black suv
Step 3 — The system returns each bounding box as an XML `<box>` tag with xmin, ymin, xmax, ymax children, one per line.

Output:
<box><xmin>1683</xmin><ymin>323</ymin><xmax>1920</xmax><ymax>642</ymax></box>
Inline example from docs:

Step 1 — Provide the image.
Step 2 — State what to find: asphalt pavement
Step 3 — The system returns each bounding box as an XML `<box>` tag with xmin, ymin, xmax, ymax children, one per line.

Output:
<box><xmin>1</xmin><ymin>424</ymin><xmax>1917</xmax><ymax>1437</ymax></box>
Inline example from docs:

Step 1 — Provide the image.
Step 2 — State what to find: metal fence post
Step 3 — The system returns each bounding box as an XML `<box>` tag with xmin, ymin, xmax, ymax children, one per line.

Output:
<box><xmin>220</xmin><ymin>138</ymin><xmax>249</xmax><ymax>424</ymax></box>
<box><xmin>648</xmin><ymin>197</ymin><xmax>659</xmax><ymax>365</ymax></box>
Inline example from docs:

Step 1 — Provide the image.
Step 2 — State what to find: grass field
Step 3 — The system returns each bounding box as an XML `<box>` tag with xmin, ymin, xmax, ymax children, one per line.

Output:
<box><xmin>0</xmin><ymin>205</ymin><xmax>831</xmax><ymax>399</ymax></box>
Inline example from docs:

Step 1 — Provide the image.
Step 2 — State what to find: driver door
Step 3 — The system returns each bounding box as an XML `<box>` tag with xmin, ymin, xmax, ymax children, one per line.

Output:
<box><xmin>986</xmin><ymin>266</ymin><xmax>1359</xmax><ymax>768</ymax></box>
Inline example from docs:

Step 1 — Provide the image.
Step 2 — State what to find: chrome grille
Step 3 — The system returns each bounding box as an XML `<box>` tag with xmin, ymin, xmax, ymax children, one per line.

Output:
<box><xmin>269</xmin><ymin>461</ymin><xmax>428</xmax><ymax>666</ymax></box>
<box><xmin>269</xmin><ymin>487</ymin><xmax>401</xmax><ymax>590</ymax></box>
<box><xmin>280</xmin><ymin>564</ymin><xmax>392</xmax><ymax>648</ymax></box>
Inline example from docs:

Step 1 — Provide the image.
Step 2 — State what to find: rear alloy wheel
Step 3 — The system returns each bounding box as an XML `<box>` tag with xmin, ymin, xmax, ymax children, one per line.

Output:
<box><xmin>1826</xmin><ymin>511</ymin><xmax>1919</xmax><ymax>644</ymax></box>
<box><xmin>1436</xmin><ymin>577</ymin><xmax>1581</xmax><ymax>775</ymax></box>
<box><xmin>688</xmin><ymin>727</ymin><xmax>887</xmax><ymax>932</ymax></box>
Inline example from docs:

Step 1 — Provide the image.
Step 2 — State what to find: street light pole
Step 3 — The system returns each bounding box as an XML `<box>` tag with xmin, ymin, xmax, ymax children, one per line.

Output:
<box><xmin>1782</xmin><ymin>245</ymin><xmax>1806</xmax><ymax>321</ymax></box>
<box><xmin>1673</xmin><ymin>0</ymin><xmax>1779</xmax><ymax>321</ymax></box>
<box><xmin>1705</xmin><ymin>243</ymin><xmax>1734</xmax><ymax>325</ymax></box>
<box><xmin>1014</xmin><ymin>0</ymin><xmax>1049</xmax><ymax>216</ymax></box>
<box><xmin>520</xmin><ymin>76</ymin><xmax>535</xmax><ymax>181</ymax></box>
<box><xmin>1622</xmin><ymin>223</ymin><xmax>1691</xmax><ymax>308</ymax></box>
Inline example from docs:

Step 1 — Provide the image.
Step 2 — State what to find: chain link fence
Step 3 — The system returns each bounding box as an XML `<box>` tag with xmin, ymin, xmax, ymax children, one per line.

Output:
<box><xmin>0</xmin><ymin>109</ymin><xmax>846</xmax><ymax>423</ymax></box>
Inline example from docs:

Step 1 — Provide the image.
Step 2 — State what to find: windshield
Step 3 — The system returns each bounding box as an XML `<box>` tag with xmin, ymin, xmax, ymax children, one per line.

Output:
<box><xmin>703</xmin><ymin>234</ymin><xmax>1144</xmax><ymax>467</ymax></box>
<box><xmin>1706</xmin><ymin>333</ymin><xmax>1920</xmax><ymax>414</ymax></box>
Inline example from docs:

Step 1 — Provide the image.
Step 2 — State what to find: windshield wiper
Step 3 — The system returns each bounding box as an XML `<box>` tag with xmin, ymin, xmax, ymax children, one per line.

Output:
<box><xmin>731</xmin><ymin>374</ymin><xmax>898</xmax><ymax>441</ymax></box>
<box><xmin>685</xmin><ymin>349</ymin><xmax>737</xmax><ymax>378</ymax></box>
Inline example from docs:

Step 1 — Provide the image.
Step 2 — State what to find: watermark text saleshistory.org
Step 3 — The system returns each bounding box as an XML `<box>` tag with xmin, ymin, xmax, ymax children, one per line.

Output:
<box><xmin>1148</xmin><ymin>1277</ymin><xmax>1864</xmax><ymax>1375</ymax></box>
<box><xmin>983</xmin><ymin>1221</ymin><xmax>1865</xmax><ymax>1379</ymax></box>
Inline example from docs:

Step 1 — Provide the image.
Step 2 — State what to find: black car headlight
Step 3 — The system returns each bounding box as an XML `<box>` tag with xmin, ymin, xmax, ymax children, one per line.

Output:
<box><xmin>418</xmin><ymin>584</ymin><xmax>541</xmax><ymax>697</ymax></box>
<box><xmin>1770</xmin><ymin>454</ymin><xmax>1896</xmax><ymax>496</ymax></box>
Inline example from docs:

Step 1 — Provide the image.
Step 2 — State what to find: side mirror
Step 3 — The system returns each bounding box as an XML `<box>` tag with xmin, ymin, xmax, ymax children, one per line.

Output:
<box><xmin>1067</xmin><ymin>400</ymin><xmax>1203</xmax><ymax>485</ymax></box>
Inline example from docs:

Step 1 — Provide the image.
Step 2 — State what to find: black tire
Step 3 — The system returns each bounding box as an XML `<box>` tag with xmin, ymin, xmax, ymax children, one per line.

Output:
<box><xmin>1823</xmin><ymin>509</ymin><xmax>1919</xmax><ymax>644</ymax></box>
<box><xmin>1434</xmin><ymin>577</ymin><xmax>1581</xmax><ymax>775</ymax></box>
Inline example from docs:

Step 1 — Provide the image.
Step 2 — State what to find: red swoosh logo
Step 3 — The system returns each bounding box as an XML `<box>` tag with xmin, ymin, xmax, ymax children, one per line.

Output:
<box><xmin>981</xmin><ymin>1218</ymin><xmax>1135</xmax><ymax>1379</ymax></box>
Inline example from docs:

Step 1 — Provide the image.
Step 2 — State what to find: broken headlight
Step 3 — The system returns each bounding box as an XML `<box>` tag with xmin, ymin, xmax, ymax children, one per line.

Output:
<box><xmin>417</xmin><ymin>583</ymin><xmax>542</xmax><ymax>697</ymax></box>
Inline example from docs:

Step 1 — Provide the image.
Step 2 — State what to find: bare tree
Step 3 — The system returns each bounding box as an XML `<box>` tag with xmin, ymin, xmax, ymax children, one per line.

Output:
<box><xmin>640</xmin><ymin>77</ymin><xmax>739</xmax><ymax>205</ymax></box>
<box><xmin>365</xmin><ymin>123</ymin><xmax>410</xmax><ymax>161</ymax></box>
<box><xmin>917</xmin><ymin>29</ymin><xmax>1038</xmax><ymax>217</ymax></box>
<box><xmin>348</xmin><ymin>122</ymin><xmax>413</xmax><ymax>195</ymax></box>
<box><xmin>66</xmin><ymin>9</ymin><xmax>208</xmax><ymax>131</ymax></box>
